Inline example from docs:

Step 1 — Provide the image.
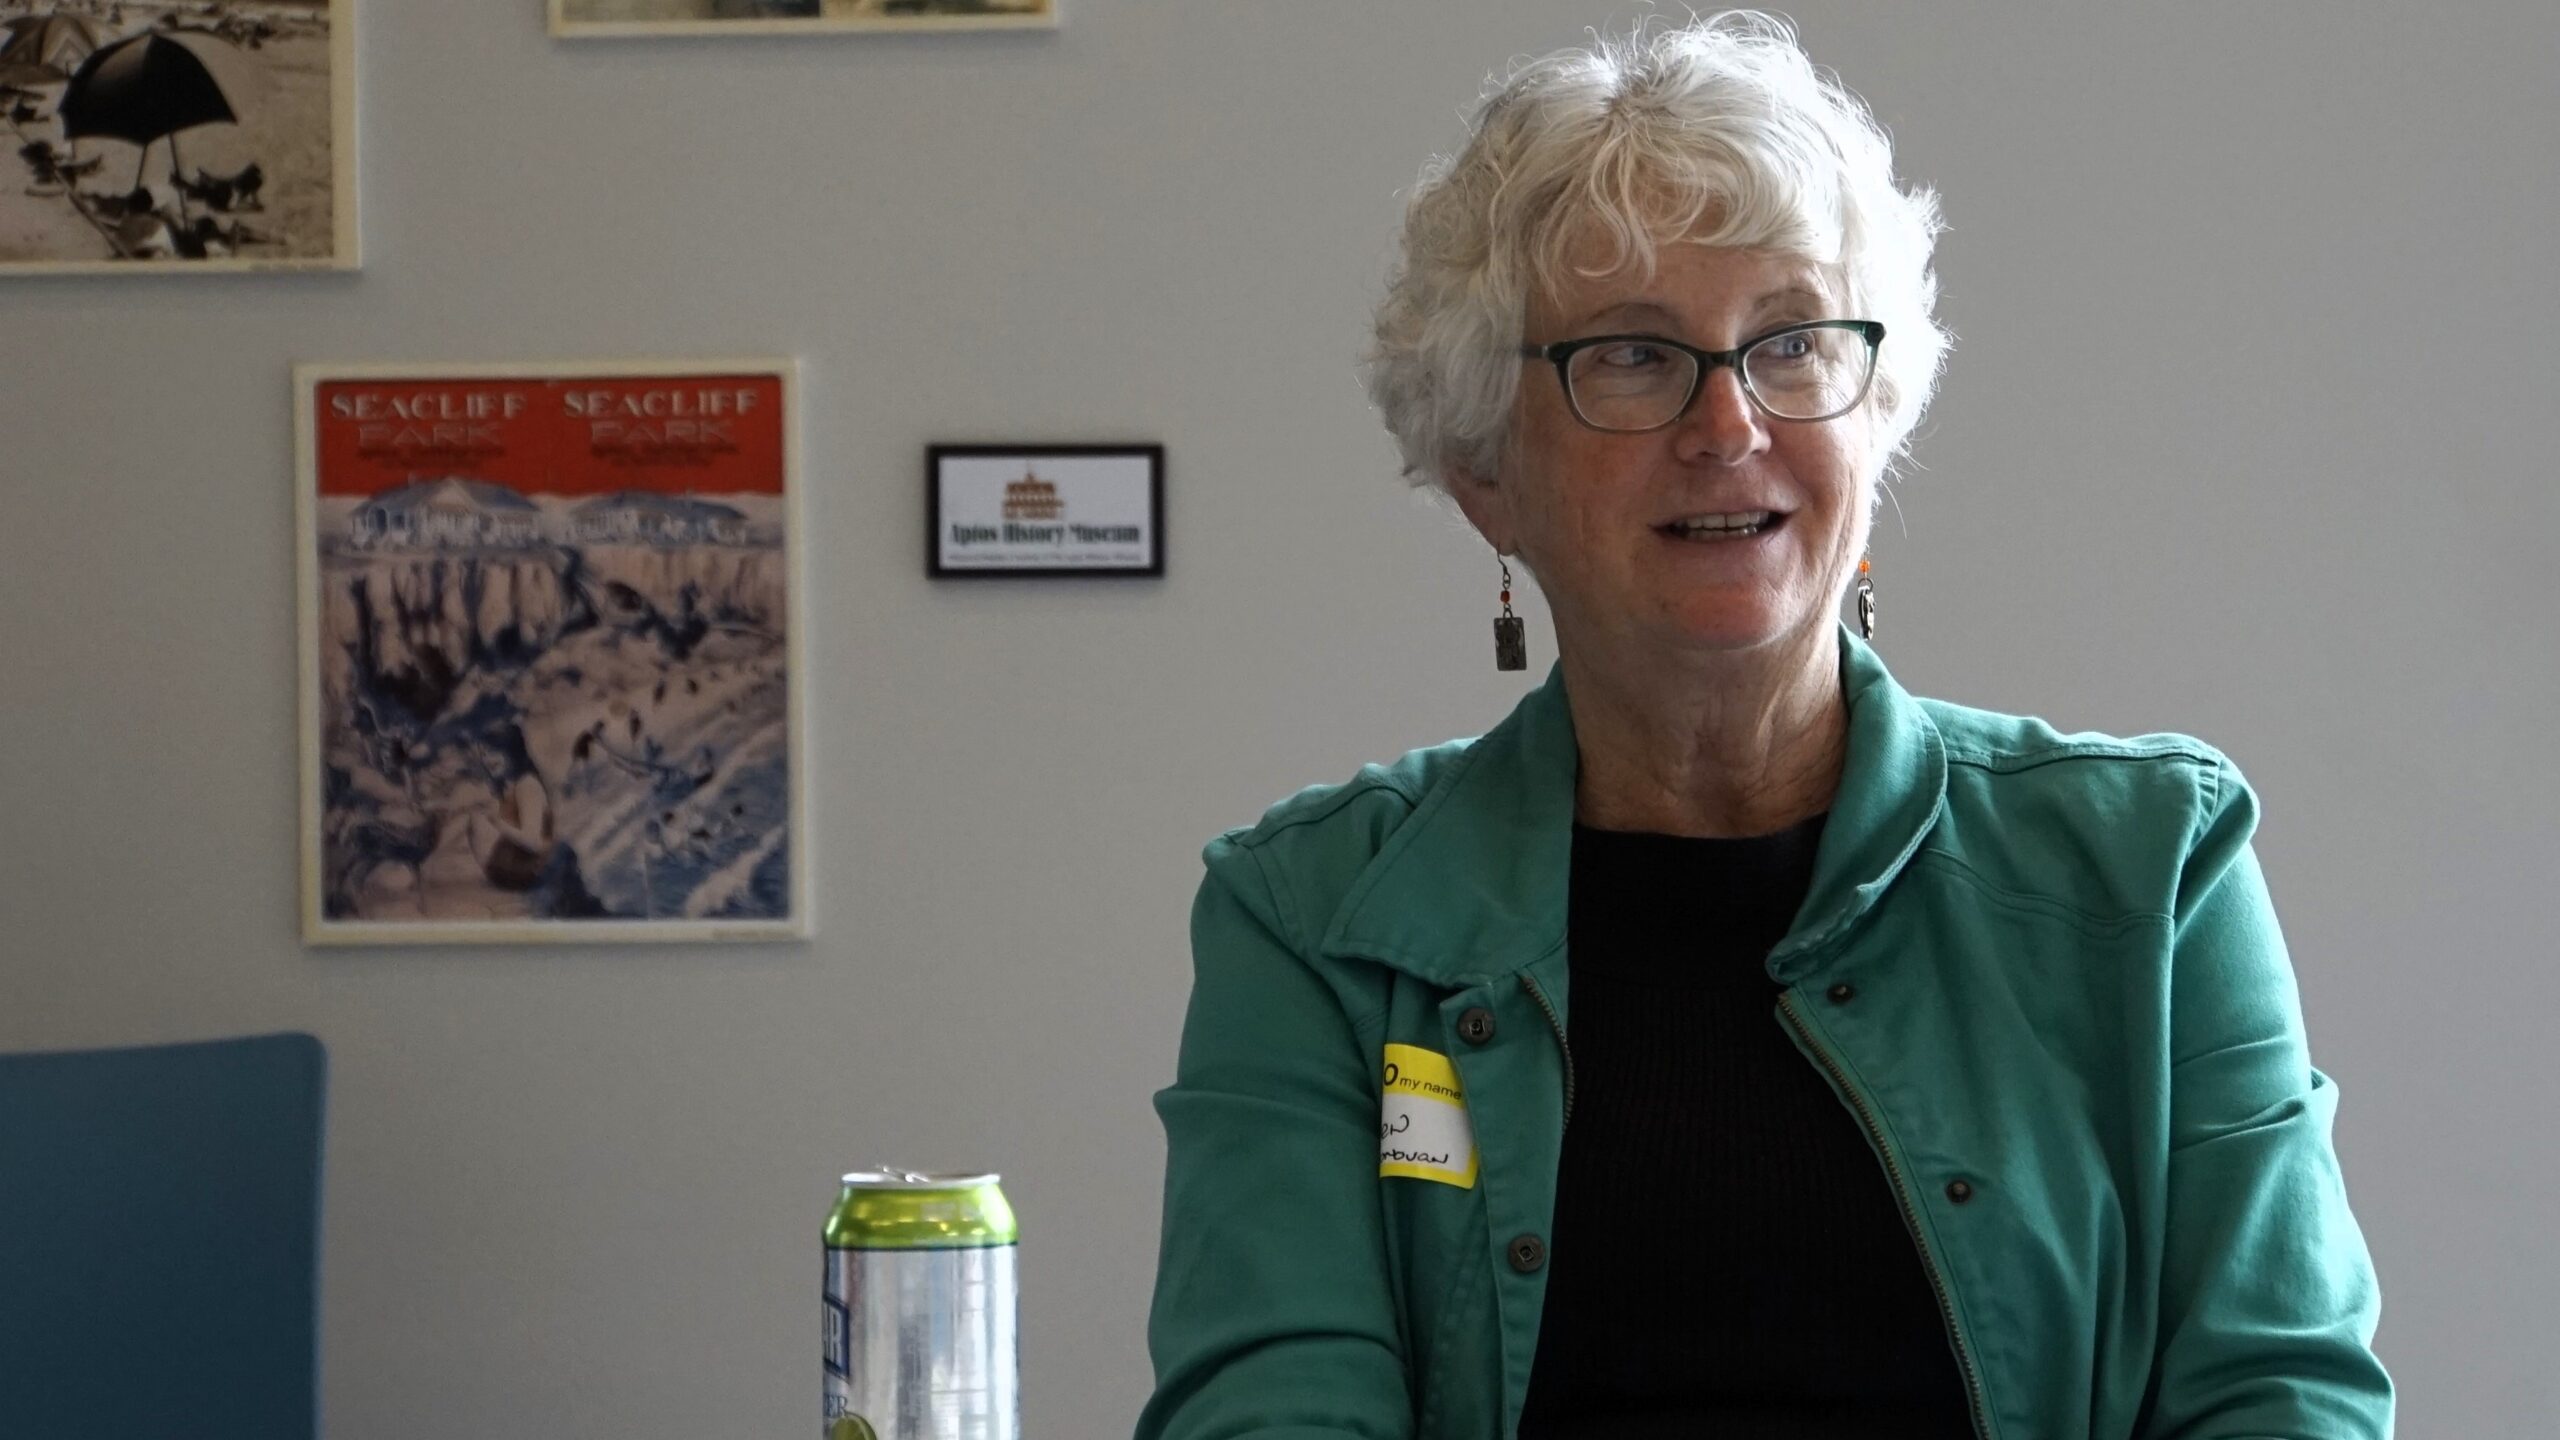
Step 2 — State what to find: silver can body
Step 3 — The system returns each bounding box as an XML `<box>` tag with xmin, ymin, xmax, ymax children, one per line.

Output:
<box><xmin>822</xmin><ymin>1235</ymin><xmax>1019</xmax><ymax>1440</ymax></box>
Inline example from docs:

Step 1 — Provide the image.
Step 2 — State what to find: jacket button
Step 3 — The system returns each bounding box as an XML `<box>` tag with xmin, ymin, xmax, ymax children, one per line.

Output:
<box><xmin>1827</xmin><ymin>983</ymin><xmax>1856</xmax><ymax>1005</ymax></box>
<box><xmin>1507</xmin><ymin>1234</ymin><xmax>1547</xmax><ymax>1273</ymax></box>
<box><xmin>1946</xmin><ymin>1179</ymin><xmax>1974</xmax><ymax>1204</ymax></box>
<box><xmin>1457</xmin><ymin>1007</ymin><xmax>1496</xmax><ymax>1045</ymax></box>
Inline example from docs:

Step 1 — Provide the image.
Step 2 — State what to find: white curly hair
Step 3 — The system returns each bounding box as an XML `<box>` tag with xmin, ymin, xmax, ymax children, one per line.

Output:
<box><xmin>1365</xmin><ymin>11</ymin><xmax>1952</xmax><ymax>493</ymax></box>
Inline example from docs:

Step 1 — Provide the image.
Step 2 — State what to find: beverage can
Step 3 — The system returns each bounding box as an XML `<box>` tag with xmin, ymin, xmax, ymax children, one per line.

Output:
<box><xmin>823</xmin><ymin>1168</ymin><xmax>1019</xmax><ymax>1440</ymax></box>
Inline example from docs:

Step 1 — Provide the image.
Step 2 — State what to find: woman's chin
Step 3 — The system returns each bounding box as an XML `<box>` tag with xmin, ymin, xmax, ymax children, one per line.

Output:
<box><xmin>1655</xmin><ymin>600</ymin><xmax>1827</xmax><ymax>656</ymax></box>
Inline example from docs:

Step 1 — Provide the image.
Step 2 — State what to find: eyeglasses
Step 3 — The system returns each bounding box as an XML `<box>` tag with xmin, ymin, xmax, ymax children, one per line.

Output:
<box><xmin>1519</xmin><ymin>319</ymin><xmax>1886</xmax><ymax>430</ymax></box>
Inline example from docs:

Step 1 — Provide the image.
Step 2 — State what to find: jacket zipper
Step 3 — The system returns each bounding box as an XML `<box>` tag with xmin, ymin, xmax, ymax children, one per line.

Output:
<box><xmin>1776</xmin><ymin>989</ymin><xmax>1991</xmax><ymax>1440</ymax></box>
<box><xmin>1518</xmin><ymin>972</ymin><xmax>1574</xmax><ymax>1132</ymax></box>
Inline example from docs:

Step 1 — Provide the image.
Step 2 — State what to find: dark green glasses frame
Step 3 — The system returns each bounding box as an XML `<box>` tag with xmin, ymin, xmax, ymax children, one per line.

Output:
<box><xmin>1518</xmin><ymin>318</ymin><xmax>1887</xmax><ymax>429</ymax></box>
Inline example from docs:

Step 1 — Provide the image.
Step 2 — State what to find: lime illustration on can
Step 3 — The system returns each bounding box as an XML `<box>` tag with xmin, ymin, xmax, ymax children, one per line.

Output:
<box><xmin>823</xmin><ymin>1168</ymin><xmax>1019</xmax><ymax>1440</ymax></box>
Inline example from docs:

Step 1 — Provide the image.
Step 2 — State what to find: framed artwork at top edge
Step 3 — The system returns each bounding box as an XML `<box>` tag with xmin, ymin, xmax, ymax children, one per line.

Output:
<box><xmin>294</xmin><ymin>358</ymin><xmax>810</xmax><ymax>946</ymax></box>
<box><xmin>551</xmin><ymin>0</ymin><xmax>1056</xmax><ymax>38</ymax></box>
<box><xmin>1</xmin><ymin>0</ymin><xmax>358</xmax><ymax>275</ymax></box>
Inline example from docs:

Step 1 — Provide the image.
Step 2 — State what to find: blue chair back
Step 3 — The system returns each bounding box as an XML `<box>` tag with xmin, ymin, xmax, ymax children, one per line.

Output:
<box><xmin>0</xmin><ymin>1032</ymin><xmax>326</xmax><ymax>1440</ymax></box>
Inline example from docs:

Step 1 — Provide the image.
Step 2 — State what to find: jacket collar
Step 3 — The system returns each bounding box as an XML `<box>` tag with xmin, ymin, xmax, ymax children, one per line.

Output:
<box><xmin>1318</xmin><ymin>621</ymin><xmax>1947</xmax><ymax>988</ymax></box>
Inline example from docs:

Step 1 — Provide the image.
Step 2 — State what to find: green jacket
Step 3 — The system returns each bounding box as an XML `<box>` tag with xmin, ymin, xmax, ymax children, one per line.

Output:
<box><xmin>1139</xmin><ymin>624</ymin><xmax>2391</xmax><ymax>1440</ymax></box>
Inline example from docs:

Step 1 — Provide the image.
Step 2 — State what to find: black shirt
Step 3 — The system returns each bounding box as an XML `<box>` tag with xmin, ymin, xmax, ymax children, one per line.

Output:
<box><xmin>1514</xmin><ymin>814</ymin><xmax>1975</xmax><ymax>1439</ymax></box>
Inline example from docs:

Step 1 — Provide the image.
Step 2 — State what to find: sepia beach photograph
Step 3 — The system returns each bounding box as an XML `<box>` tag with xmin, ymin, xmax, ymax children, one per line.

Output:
<box><xmin>0</xmin><ymin>0</ymin><xmax>353</xmax><ymax>272</ymax></box>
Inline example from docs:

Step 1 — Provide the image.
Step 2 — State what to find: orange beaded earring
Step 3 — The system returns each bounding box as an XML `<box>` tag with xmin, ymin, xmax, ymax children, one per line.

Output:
<box><xmin>1855</xmin><ymin>555</ymin><xmax>1878</xmax><ymax>641</ymax></box>
<box><xmin>1494</xmin><ymin>554</ymin><xmax>1526</xmax><ymax>671</ymax></box>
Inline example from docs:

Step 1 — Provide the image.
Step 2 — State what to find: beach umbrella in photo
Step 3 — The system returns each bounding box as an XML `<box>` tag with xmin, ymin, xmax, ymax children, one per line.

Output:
<box><xmin>0</xmin><ymin>12</ymin><xmax>106</xmax><ymax>87</ymax></box>
<box><xmin>57</xmin><ymin>27</ymin><xmax>262</xmax><ymax>195</ymax></box>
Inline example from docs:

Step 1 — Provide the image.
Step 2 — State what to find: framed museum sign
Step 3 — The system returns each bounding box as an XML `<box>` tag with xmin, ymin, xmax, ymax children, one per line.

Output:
<box><xmin>294</xmin><ymin>359</ymin><xmax>811</xmax><ymax>945</ymax></box>
<box><xmin>551</xmin><ymin>0</ymin><xmax>1057</xmax><ymax>38</ymax></box>
<box><xmin>0</xmin><ymin>0</ymin><xmax>359</xmax><ymax>275</ymax></box>
<box><xmin>928</xmin><ymin>443</ymin><xmax>1164</xmax><ymax>579</ymax></box>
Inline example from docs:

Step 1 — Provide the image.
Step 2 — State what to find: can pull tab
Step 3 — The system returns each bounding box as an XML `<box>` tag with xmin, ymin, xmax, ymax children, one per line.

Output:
<box><xmin>840</xmin><ymin>1166</ymin><xmax>1003</xmax><ymax>1189</ymax></box>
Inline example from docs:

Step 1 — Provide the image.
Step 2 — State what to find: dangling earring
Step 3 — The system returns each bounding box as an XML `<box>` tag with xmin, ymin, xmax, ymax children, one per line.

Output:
<box><xmin>1855</xmin><ymin>555</ymin><xmax>1878</xmax><ymax>641</ymax></box>
<box><xmin>1493</xmin><ymin>554</ymin><xmax>1527</xmax><ymax>671</ymax></box>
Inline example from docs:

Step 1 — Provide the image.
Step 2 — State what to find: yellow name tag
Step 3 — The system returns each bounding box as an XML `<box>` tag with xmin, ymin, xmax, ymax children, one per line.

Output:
<box><xmin>1379</xmin><ymin>1044</ymin><xmax>1479</xmax><ymax>1189</ymax></box>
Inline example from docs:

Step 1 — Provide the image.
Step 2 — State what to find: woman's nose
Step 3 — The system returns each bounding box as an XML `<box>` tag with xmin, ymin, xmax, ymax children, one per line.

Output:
<box><xmin>1677</xmin><ymin>363</ymin><xmax>1770</xmax><ymax>465</ymax></box>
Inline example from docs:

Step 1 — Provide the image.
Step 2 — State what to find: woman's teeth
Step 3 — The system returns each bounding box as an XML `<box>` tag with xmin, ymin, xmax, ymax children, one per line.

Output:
<box><xmin>1665</xmin><ymin>512</ymin><xmax>1777</xmax><ymax>538</ymax></box>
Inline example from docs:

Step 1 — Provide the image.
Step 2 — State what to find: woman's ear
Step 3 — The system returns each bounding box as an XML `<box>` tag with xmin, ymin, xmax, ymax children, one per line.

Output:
<box><xmin>1442</xmin><ymin>465</ymin><xmax>1515</xmax><ymax>556</ymax></box>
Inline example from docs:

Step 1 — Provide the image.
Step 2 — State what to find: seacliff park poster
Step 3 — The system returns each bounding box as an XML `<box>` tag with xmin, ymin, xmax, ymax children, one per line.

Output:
<box><xmin>296</xmin><ymin>360</ymin><xmax>807</xmax><ymax>944</ymax></box>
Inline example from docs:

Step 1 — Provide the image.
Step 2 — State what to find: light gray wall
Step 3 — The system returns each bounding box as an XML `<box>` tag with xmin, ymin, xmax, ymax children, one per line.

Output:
<box><xmin>4</xmin><ymin>1</ymin><xmax>2552</xmax><ymax>1434</ymax></box>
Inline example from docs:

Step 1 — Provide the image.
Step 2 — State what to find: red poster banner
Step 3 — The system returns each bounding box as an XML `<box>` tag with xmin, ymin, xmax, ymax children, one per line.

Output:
<box><xmin>315</xmin><ymin>373</ymin><xmax>786</xmax><ymax>496</ymax></box>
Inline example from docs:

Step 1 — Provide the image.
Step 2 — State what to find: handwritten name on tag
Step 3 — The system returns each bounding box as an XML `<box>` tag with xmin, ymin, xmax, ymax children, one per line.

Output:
<box><xmin>1379</xmin><ymin>1043</ymin><xmax>1479</xmax><ymax>1189</ymax></box>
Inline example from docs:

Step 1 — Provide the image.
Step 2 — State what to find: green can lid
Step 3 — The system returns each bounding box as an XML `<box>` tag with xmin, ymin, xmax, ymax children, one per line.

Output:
<box><xmin>840</xmin><ymin>1169</ymin><xmax>1002</xmax><ymax>1189</ymax></box>
<box><xmin>827</xmin><ymin>1167</ymin><xmax>1017</xmax><ymax>1249</ymax></box>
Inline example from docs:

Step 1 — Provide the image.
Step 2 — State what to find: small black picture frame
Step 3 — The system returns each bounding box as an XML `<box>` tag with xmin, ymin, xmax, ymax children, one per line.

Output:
<box><xmin>927</xmin><ymin>444</ymin><xmax>1166</xmax><ymax>579</ymax></box>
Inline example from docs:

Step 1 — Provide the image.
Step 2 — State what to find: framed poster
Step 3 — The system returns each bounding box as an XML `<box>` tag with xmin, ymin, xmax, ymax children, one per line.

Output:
<box><xmin>550</xmin><ymin>0</ymin><xmax>1055</xmax><ymax>38</ymax></box>
<box><xmin>929</xmin><ymin>443</ymin><xmax>1164</xmax><ymax>578</ymax></box>
<box><xmin>1</xmin><ymin>0</ymin><xmax>358</xmax><ymax>274</ymax></box>
<box><xmin>295</xmin><ymin>359</ymin><xmax>810</xmax><ymax>945</ymax></box>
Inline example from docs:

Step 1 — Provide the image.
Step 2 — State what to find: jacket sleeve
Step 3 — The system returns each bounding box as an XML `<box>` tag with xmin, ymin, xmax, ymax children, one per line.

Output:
<box><xmin>2142</xmin><ymin>756</ymin><xmax>2395</xmax><ymax>1439</ymax></box>
<box><xmin>1134</xmin><ymin>834</ymin><xmax>1414</xmax><ymax>1440</ymax></box>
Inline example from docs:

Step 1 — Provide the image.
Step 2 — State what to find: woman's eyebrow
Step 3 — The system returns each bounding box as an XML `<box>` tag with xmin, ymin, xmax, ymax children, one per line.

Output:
<box><xmin>1567</xmin><ymin>299</ymin><xmax>1683</xmax><ymax>332</ymax></box>
<box><xmin>1752</xmin><ymin>283</ymin><xmax>1830</xmax><ymax>317</ymax></box>
<box><xmin>1567</xmin><ymin>284</ymin><xmax>1831</xmax><ymax>335</ymax></box>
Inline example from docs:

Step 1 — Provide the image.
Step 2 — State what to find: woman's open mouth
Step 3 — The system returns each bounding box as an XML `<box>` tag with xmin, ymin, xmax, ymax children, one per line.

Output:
<box><xmin>1657</xmin><ymin>511</ymin><xmax>1788</xmax><ymax>541</ymax></box>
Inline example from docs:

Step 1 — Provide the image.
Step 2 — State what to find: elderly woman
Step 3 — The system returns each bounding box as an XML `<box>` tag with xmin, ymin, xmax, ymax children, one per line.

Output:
<box><xmin>1137</xmin><ymin>14</ymin><xmax>2390</xmax><ymax>1440</ymax></box>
